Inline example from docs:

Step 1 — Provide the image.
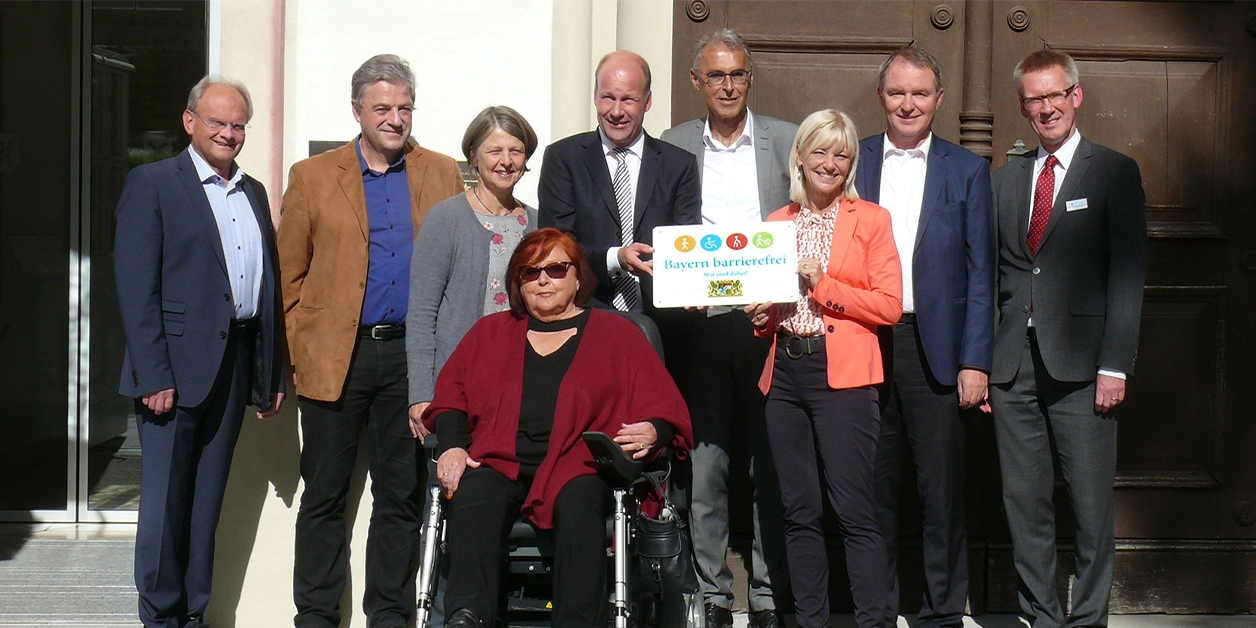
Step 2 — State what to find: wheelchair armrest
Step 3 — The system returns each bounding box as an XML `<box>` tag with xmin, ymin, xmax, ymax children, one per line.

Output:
<box><xmin>582</xmin><ymin>431</ymin><xmax>646</xmax><ymax>486</ymax></box>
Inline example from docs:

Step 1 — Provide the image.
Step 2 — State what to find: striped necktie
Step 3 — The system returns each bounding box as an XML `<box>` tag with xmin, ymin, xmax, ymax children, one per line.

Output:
<box><xmin>610</xmin><ymin>147</ymin><xmax>641</xmax><ymax>312</ymax></box>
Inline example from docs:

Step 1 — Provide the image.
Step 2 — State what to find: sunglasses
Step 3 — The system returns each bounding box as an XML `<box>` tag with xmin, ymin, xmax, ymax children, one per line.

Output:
<box><xmin>519</xmin><ymin>261</ymin><xmax>574</xmax><ymax>283</ymax></box>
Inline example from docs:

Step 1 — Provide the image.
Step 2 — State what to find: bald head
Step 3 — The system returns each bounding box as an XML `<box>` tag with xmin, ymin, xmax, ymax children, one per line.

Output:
<box><xmin>593</xmin><ymin>50</ymin><xmax>653</xmax><ymax>147</ymax></box>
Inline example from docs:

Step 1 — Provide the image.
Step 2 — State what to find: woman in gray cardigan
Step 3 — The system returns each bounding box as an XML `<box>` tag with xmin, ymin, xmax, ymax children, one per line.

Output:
<box><xmin>407</xmin><ymin>106</ymin><xmax>539</xmax><ymax>436</ymax></box>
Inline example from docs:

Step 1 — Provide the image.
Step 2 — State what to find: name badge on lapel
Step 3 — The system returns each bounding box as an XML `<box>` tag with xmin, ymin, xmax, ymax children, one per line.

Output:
<box><xmin>1066</xmin><ymin>198</ymin><xmax>1088</xmax><ymax>212</ymax></box>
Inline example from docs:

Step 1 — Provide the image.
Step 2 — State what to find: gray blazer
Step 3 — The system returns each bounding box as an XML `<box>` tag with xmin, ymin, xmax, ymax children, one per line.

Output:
<box><xmin>406</xmin><ymin>192</ymin><xmax>537</xmax><ymax>403</ymax></box>
<box><xmin>991</xmin><ymin>135</ymin><xmax>1146</xmax><ymax>384</ymax></box>
<box><xmin>660</xmin><ymin>111</ymin><xmax>798</xmax><ymax>218</ymax></box>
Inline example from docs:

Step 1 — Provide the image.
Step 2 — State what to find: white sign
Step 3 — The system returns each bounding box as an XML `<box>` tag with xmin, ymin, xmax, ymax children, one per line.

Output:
<box><xmin>651</xmin><ymin>222</ymin><xmax>800</xmax><ymax>308</ymax></box>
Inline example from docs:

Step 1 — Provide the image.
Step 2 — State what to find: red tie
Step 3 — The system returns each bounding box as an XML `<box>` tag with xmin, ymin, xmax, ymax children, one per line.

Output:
<box><xmin>1027</xmin><ymin>154</ymin><xmax>1059</xmax><ymax>255</ymax></box>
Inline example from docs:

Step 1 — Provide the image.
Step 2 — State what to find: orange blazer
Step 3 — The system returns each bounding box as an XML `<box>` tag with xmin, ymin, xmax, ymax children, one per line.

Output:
<box><xmin>277</xmin><ymin>140</ymin><xmax>465</xmax><ymax>402</ymax></box>
<box><xmin>757</xmin><ymin>198</ymin><xmax>903</xmax><ymax>392</ymax></box>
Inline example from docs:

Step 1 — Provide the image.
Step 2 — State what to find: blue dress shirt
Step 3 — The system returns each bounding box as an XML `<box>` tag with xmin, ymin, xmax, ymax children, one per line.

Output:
<box><xmin>356</xmin><ymin>140</ymin><xmax>413</xmax><ymax>326</ymax></box>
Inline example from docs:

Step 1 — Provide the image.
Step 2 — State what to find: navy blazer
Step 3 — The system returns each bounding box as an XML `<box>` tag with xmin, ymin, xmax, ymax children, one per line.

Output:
<box><xmin>537</xmin><ymin>130</ymin><xmax>702</xmax><ymax>311</ymax></box>
<box><xmin>855</xmin><ymin>134</ymin><xmax>996</xmax><ymax>385</ymax></box>
<box><xmin>115</xmin><ymin>150</ymin><xmax>285</xmax><ymax>408</ymax></box>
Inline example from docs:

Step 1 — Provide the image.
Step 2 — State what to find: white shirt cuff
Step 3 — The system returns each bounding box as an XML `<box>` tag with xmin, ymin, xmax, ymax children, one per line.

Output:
<box><xmin>606</xmin><ymin>247</ymin><xmax>625</xmax><ymax>276</ymax></box>
<box><xmin>1097</xmin><ymin>368</ymin><xmax>1126</xmax><ymax>380</ymax></box>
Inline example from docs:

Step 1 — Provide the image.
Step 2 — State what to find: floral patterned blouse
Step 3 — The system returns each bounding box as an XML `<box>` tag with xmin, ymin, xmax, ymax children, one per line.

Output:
<box><xmin>777</xmin><ymin>204</ymin><xmax>837</xmax><ymax>337</ymax></box>
<box><xmin>481</xmin><ymin>211</ymin><xmax>530</xmax><ymax>315</ymax></box>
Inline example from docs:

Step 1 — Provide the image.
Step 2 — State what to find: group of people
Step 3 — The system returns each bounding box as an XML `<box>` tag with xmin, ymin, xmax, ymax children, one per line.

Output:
<box><xmin>114</xmin><ymin>25</ymin><xmax>1144</xmax><ymax>628</ymax></box>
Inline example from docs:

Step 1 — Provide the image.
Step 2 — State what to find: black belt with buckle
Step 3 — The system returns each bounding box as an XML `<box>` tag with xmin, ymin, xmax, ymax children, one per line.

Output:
<box><xmin>359</xmin><ymin>323</ymin><xmax>405</xmax><ymax>341</ymax></box>
<box><xmin>231</xmin><ymin>317</ymin><xmax>260</xmax><ymax>335</ymax></box>
<box><xmin>779</xmin><ymin>333</ymin><xmax>825</xmax><ymax>359</ymax></box>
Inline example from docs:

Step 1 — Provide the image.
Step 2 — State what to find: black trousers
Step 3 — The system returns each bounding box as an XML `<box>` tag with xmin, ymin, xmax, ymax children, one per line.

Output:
<box><xmin>764</xmin><ymin>345</ymin><xmax>886</xmax><ymax>628</ymax></box>
<box><xmin>443</xmin><ymin>467</ymin><xmax>612</xmax><ymax>628</ymax></box>
<box><xmin>874</xmin><ymin>321</ymin><xmax>969</xmax><ymax>628</ymax></box>
<box><xmin>293</xmin><ymin>336</ymin><xmax>424</xmax><ymax>628</ymax></box>
<box><xmin>135</xmin><ymin>322</ymin><xmax>254</xmax><ymax>628</ymax></box>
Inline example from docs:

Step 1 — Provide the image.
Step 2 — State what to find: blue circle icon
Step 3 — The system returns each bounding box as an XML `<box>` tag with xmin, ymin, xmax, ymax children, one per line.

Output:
<box><xmin>700</xmin><ymin>234</ymin><xmax>722</xmax><ymax>252</ymax></box>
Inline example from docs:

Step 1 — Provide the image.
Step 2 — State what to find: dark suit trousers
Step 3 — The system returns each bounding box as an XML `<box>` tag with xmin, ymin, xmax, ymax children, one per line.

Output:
<box><xmin>990</xmin><ymin>330</ymin><xmax>1116</xmax><ymax>628</ymax></box>
<box><xmin>874</xmin><ymin>321</ymin><xmax>969</xmax><ymax>628</ymax></box>
<box><xmin>294</xmin><ymin>336</ymin><xmax>424</xmax><ymax>628</ymax></box>
<box><xmin>442</xmin><ymin>468</ymin><xmax>612</xmax><ymax>628</ymax></box>
<box><xmin>135</xmin><ymin>323</ymin><xmax>253</xmax><ymax>628</ymax></box>
<box><xmin>764</xmin><ymin>346</ymin><xmax>886</xmax><ymax>628</ymax></box>
<box><xmin>686</xmin><ymin>311</ymin><xmax>786</xmax><ymax>611</ymax></box>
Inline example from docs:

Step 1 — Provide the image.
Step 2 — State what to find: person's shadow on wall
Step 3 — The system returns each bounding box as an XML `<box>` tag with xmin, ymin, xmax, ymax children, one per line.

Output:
<box><xmin>208</xmin><ymin>400</ymin><xmax>373</xmax><ymax>627</ymax></box>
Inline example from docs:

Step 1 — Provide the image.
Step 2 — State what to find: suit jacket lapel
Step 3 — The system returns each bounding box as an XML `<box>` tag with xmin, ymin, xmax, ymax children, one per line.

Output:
<box><xmin>1040</xmin><ymin>137</ymin><xmax>1091</xmax><ymax>250</ymax></box>
<box><xmin>754</xmin><ymin>116</ymin><xmax>775</xmax><ymax>215</ymax></box>
<box><xmin>828</xmin><ymin>200</ymin><xmax>859</xmax><ymax>273</ymax></box>
<box><xmin>1014</xmin><ymin>153</ymin><xmax>1036</xmax><ymax>258</ymax></box>
<box><xmin>690</xmin><ymin>119</ymin><xmax>706</xmax><ymax>174</ymax></box>
<box><xmin>581</xmin><ymin>134</ymin><xmax>621</xmax><ymax>227</ymax></box>
<box><xmin>918</xmin><ymin>140</ymin><xmax>949</xmax><ymax>252</ymax></box>
<box><xmin>175</xmin><ymin>151</ymin><xmax>229</xmax><ymax>274</ymax></box>
<box><xmin>335</xmin><ymin>141</ymin><xmax>369</xmax><ymax>242</ymax></box>
<box><xmin>858</xmin><ymin>136</ymin><xmax>883</xmax><ymax>205</ymax></box>
<box><xmin>404</xmin><ymin>142</ymin><xmax>431</xmax><ymax>229</ymax></box>
<box><xmin>635</xmin><ymin>136</ymin><xmax>662</xmax><ymax>233</ymax></box>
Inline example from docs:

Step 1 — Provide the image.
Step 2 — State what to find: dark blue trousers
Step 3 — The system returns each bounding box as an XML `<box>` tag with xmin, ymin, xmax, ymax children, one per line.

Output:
<box><xmin>764</xmin><ymin>345</ymin><xmax>887</xmax><ymax>628</ymax></box>
<box><xmin>135</xmin><ymin>325</ymin><xmax>253</xmax><ymax>628</ymax></box>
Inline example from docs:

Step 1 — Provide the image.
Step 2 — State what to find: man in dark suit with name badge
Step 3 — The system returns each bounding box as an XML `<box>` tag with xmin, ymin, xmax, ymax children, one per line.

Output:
<box><xmin>538</xmin><ymin>50</ymin><xmax>702</xmax><ymax>382</ymax></box>
<box><xmin>856</xmin><ymin>47</ymin><xmax>995</xmax><ymax>628</ymax></box>
<box><xmin>661</xmin><ymin>29</ymin><xmax>795</xmax><ymax>628</ymax></box>
<box><xmin>116</xmin><ymin>75</ymin><xmax>286</xmax><ymax>628</ymax></box>
<box><xmin>990</xmin><ymin>49</ymin><xmax>1146</xmax><ymax>628</ymax></box>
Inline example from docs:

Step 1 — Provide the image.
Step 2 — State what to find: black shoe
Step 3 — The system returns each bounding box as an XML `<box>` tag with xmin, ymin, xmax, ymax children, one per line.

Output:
<box><xmin>444</xmin><ymin>608</ymin><xmax>484</xmax><ymax>628</ymax></box>
<box><xmin>748</xmin><ymin>609</ymin><xmax>780</xmax><ymax>628</ymax></box>
<box><xmin>703</xmin><ymin>603</ymin><xmax>733</xmax><ymax>628</ymax></box>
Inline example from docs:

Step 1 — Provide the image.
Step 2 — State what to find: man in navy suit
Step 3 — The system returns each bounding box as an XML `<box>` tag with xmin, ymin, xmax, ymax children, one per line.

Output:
<box><xmin>990</xmin><ymin>50</ymin><xmax>1145</xmax><ymax>628</ymax></box>
<box><xmin>115</xmin><ymin>76</ymin><xmax>286</xmax><ymax>628</ymax></box>
<box><xmin>854</xmin><ymin>47</ymin><xmax>995</xmax><ymax>628</ymax></box>
<box><xmin>538</xmin><ymin>50</ymin><xmax>702</xmax><ymax>380</ymax></box>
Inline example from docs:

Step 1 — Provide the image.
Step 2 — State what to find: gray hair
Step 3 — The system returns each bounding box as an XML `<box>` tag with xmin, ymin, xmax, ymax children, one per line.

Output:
<box><xmin>1013</xmin><ymin>50</ymin><xmax>1080</xmax><ymax>95</ymax></box>
<box><xmin>789</xmin><ymin>109</ymin><xmax>861</xmax><ymax>204</ymax></box>
<box><xmin>692</xmin><ymin>28</ymin><xmax>754</xmax><ymax>71</ymax></box>
<box><xmin>351</xmin><ymin>54</ymin><xmax>416</xmax><ymax>104</ymax></box>
<box><xmin>877</xmin><ymin>47</ymin><xmax>943</xmax><ymax>92</ymax></box>
<box><xmin>462</xmin><ymin>105</ymin><xmax>539</xmax><ymax>168</ymax></box>
<box><xmin>187</xmin><ymin>75</ymin><xmax>253</xmax><ymax>120</ymax></box>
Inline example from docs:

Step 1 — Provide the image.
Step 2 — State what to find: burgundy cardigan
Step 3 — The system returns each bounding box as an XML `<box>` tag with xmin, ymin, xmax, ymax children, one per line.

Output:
<box><xmin>423</xmin><ymin>308</ymin><xmax>692</xmax><ymax>529</ymax></box>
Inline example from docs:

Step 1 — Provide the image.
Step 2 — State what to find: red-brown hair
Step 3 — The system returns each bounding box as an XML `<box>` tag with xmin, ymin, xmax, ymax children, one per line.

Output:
<box><xmin>506</xmin><ymin>228</ymin><xmax>597</xmax><ymax>318</ymax></box>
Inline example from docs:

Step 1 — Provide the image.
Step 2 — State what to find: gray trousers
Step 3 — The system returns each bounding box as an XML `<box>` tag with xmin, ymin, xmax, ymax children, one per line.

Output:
<box><xmin>990</xmin><ymin>331</ymin><xmax>1117</xmax><ymax>628</ymax></box>
<box><xmin>686</xmin><ymin>312</ymin><xmax>786</xmax><ymax>612</ymax></box>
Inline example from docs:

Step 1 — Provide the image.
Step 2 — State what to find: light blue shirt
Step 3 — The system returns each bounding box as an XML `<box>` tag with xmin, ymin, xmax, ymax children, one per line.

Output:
<box><xmin>188</xmin><ymin>146</ymin><xmax>264</xmax><ymax>319</ymax></box>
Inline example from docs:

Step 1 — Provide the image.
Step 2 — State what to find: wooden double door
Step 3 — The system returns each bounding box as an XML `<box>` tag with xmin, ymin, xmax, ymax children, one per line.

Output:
<box><xmin>672</xmin><ymin>0</ymin><xmax>1256</xmax><ymax>614</ymax></box>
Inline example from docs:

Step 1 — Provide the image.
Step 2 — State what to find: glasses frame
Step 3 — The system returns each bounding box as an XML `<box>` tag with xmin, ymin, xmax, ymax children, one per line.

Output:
<box><xmin>699</xmin><ymin>69</ymin><xmax>751</xmax><ymax>87</ymax></box>
<box><xmin>1020</xmin><ymin>84</ymin><xmax>1078</xmax><ymax>112</ymax></box>
<box><xmin>519</xmin><ymin>261</ymin><xmax>574</xmax><ymax>283</ymax></box>
<box><xmin>189</xmin><ymin>110</ymin><xmax>249</xmax><ymax>134</ymax></box>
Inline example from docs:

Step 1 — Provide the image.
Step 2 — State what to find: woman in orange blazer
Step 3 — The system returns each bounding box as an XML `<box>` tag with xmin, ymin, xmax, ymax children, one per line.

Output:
<box><xmin>745</xmin><ymin>109</ymin><xmax>902</xmax><ymax>628</ymax></box>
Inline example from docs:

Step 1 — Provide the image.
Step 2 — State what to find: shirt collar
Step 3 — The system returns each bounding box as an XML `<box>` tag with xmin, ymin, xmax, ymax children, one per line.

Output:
<box><xmin>355</xmin><ymin>136</ymin><xmax>408</xmax><ymax>175</ymax></box>
<box><xmin>599</xmin><ymin>126</ymin><xmax>646</xmax><ymax>158</ymax></box>
<box><xmin>702</xmin><ymin>109</ymin><xmax>755</xmax><ymax>151</ymax></box>
<box><xmin>1038</xmin><ymin>129</ymin><xmax>1082</xmax><ymax>171</ymax></box>
<box><xmin>187</xmin><ymin>145</ymin><xmax>241</xmax><ymax>187</ymax></box>
<box><xmin>882</xmin><ymin>132</ymin><xmax>932</xmax><ymax>160</ymax></box>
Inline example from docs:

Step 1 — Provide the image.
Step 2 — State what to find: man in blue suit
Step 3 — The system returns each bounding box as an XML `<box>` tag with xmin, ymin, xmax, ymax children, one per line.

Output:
<box><xmin>854</xmin><ymin>47</ymin><xmax>995</xmax><ymax>628</ymax></box>
<box><xmin>115</xmin><ymin>76</ymin><xmax>286</xmax><ymax>628</ymax></box>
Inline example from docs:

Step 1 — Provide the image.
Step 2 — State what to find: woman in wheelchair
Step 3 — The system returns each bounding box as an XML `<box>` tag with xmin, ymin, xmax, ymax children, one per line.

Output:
<box><xmin>421</xmin><ymin>228</ymin><xmax>692</xmax><ymax>628</ymax></box>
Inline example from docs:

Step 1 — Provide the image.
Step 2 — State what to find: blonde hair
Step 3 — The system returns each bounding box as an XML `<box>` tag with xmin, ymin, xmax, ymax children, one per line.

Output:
<box><xmin>788</xmin><ymin>109</ymin><xmax>861</xmax><ymax>205</ymax></box>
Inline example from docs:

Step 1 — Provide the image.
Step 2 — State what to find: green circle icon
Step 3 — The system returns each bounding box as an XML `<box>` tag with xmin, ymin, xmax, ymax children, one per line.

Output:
<box><xmin>752</xmin><ymin>232</ymin><xmax>774</xmax><ymax>249</ymax></box>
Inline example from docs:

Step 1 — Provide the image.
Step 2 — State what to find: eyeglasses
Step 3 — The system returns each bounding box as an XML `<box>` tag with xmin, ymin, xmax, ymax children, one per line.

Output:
<box><xmin>1020</xmin><ymin>84</ymin><xmax>1077</xmax><ymax>111</ymax></box>
<box><xmin>190</xmin><ymin>111</ymin><xmax>249</xmax><ymax>134</ymax></box>
<box><xmin>519</xmin><ymin>261</ymin><xmax>574</xmax><ymax>283</ymax></box>
<box><xmin>699</xmin><ymin>69</ymin><xmax>751</xmax><ymax>87</ymax></box>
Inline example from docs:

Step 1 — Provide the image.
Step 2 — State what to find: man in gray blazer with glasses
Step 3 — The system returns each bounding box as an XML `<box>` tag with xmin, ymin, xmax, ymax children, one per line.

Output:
<box><xmin>662</xmin><ymin>28</ymin><xmax>796</xmax><ymax>628</ymax></box>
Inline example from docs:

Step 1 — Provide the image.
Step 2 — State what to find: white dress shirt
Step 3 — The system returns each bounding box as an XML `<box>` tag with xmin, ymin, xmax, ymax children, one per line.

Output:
<box><xmin>188</xmin><ymin>146</ymin><xmax>264</xmax><ymax>319</ymax></box>
<box><xmin>600</xmin><ymin>129</ymin><xmax>645</xmax><ymax>276</ymax></box>
<box><xmin>700</xmin><ymin>109</ymin><xmax>761</xmax><ymax>225</ymax></box>
<box><xmin>878</xmin><ymin>132</ymin><xmax>931</xmax><ymax>313</ymax></box>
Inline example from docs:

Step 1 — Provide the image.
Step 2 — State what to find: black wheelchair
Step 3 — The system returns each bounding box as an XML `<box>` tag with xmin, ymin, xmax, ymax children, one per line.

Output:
<box><xmin>414</xmin><ymin>310</ymin><xmax>700</xmax><ymax>628</ymax></box>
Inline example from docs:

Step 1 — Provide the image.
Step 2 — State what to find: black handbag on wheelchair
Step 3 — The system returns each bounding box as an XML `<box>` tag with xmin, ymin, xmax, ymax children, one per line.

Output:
<box><xmin>633</xmin><ymin>468</ymin><xmax>699</xmax><ymax>594</ymax></box>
